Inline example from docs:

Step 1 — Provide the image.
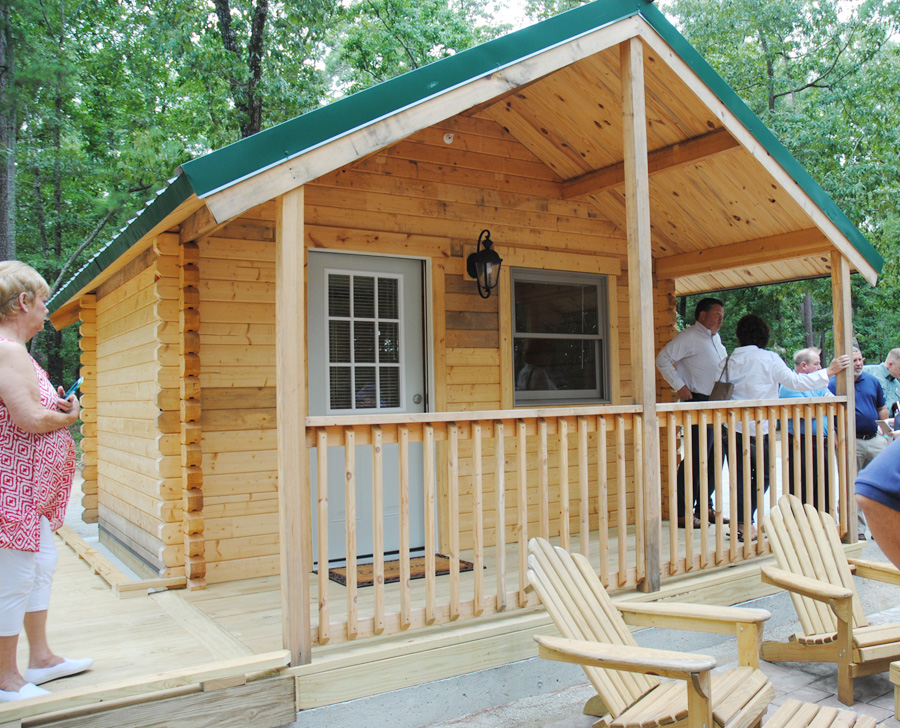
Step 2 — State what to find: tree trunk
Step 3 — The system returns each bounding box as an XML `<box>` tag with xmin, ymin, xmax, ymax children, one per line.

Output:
<box><xmin>802</xmin><ymin>293</ymin><xmax>814</xmax><ymax>347</ymax></box>
<box><xmin>0</xmin><ymin>0</ymin><xmax>15</xmax><ymax>260</ymax></box>
<box><xmin>214</xmin><ymin>0</ymin><xmax>269</xmax><ymax>138</ymax></box>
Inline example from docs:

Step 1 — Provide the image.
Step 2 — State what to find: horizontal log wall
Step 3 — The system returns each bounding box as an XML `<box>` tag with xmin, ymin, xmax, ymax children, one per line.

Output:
<box><xmin>95</xmin><ymin>255</ymin><xmax>173</xmax><ymax>575</ymax></box>
<box><xmin>78</xmin><ymin>294</ymin><xmax>98</xmax><ymax>523</ymax></box>
<box><xmin>197</xmin><ymin>207</ymin><xmax>280</xmax><ymax>584</ymax></box>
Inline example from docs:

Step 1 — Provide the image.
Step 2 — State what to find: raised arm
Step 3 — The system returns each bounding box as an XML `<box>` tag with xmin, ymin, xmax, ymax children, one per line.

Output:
<box><xmin>0</xmin><ymin>341</ymin><xmax>80</xmax><ymax>433</ymax></box>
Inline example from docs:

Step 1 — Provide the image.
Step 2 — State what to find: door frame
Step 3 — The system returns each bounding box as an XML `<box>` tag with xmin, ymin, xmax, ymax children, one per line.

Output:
<box><xmin>305</xmin><ymin>248</ymin><xmax>435</xmax><ymax>565</ymax></box>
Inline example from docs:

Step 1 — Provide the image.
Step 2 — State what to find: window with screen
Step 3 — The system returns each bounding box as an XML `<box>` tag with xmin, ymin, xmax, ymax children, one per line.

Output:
<box><xmin>326</xmin><ymin>271</ymin><xmax>402</xmax><ymax>412</ymax></box>
<box><xmin>512</xmin><ymin>269</ymin><xmax>610</xmax><ymax>406</ymax></box>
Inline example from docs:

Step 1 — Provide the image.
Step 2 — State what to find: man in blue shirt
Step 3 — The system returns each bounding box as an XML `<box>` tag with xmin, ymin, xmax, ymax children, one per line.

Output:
<box><xmin>862</xmin><ymin>348</ymin><xmax>900</xmax><ymax>417</ymax></box>
<box><xmin>780</xmin><ymin>348</ymin><xmax>832</xmax><ymax>510</ymax></box>
<box><xmin>829</xmin><ymin>347</ymin><xmax>889</xmax><ymax>538</ymax></box>
<box><xmin>856</xmin><ymin>438</ymin><xmax>900</xmax><ymax>567</ymax></box>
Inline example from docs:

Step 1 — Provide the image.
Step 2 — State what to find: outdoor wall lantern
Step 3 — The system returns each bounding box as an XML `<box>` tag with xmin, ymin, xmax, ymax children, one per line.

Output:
<box><xmin>467</xmin><ymin>229</ymin><xmax>503</xmax><ymax>299</ymax></box>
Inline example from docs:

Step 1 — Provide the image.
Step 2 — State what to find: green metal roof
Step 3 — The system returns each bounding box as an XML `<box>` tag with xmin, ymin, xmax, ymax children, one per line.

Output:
<box><xmin>49</xmin><ymin>0</ymin><xmax>883</xmax><ymax>313</ymax></box>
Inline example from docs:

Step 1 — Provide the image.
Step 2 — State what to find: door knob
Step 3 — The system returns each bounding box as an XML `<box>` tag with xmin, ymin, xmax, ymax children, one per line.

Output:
<box><xmin>413</xmin><ymin>394</ymin><xmax>423</xmax><ymax>404</ymax></box>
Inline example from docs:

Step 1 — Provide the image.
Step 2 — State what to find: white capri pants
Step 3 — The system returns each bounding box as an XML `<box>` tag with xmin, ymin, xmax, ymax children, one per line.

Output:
<box><xmin>0</xmin><ymin>517</ymin><xmax>58</xmax><ymax>636</ymax></box>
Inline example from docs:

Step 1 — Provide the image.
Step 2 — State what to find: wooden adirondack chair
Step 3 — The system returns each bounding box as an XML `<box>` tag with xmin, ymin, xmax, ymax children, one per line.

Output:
<box><xmin>760</xmin><ymin>494</ymin><xmax>900</xmax><ymax>705</ymax></box>
<box><xmin>527</xmin><ymin>537</ymin><xmax>775</xmax><ymax>728</ymax></box>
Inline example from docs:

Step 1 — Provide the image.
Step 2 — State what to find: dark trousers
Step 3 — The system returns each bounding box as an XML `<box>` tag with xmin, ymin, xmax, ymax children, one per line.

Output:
<box><xmin>733</xmin><ymin>431</ymin><xmax>769</xmax><ymax>525</ymax></box>
<box><xmin>786</xmin><ymin>433</ymin><xmax>830</xmax><ymax>511</ymax></box>
<box><xmin>675</xmin><ymin>392</ymin><xmax>717</xmax><ymax>517</ymax></box>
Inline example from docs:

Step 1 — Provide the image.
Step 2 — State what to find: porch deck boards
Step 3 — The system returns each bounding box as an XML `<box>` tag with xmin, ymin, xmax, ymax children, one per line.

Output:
<box><xmin>19</xmin><ymin>520</ymin><xmax>733</xmax><ymax>687</ymax></box>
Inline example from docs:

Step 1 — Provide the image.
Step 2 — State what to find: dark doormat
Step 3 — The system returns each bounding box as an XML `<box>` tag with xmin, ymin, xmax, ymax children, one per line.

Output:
<box><xmin>327</xmin><ymin>554</ymin><xmax>475</xmax><ymax>587</ymax></box>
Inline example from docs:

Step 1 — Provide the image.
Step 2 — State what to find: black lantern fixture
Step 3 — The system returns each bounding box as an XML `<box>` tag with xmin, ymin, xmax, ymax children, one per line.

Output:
<box><xmin>466</xmin><ymin>229</ymin><xmax>503</xmax><ymax>299</ymax></box>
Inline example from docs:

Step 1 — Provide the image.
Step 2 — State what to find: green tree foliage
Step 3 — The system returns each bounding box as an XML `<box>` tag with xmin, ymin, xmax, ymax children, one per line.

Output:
<box><xmin>4</xmin><ymin>0</ymin><xmax>500</xmax><ymax>385</ymax></box>
<box><xmin>325</xmin><ymin>0</ymin><xmax>502</xmax><ymax>96</ymax></box>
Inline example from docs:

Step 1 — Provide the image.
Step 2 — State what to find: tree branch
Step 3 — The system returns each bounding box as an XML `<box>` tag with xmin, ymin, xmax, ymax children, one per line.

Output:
<box><xmin>50</xmin><ymin>209</ymin><xmax>115</xmax><ymax>296</ymax></box>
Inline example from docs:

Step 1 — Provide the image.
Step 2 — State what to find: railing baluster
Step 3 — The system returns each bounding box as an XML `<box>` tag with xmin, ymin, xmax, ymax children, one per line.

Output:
<box><xmin>713</xmin><ymin>409</ymin><xmax>724</xmax><ymax>563</ymax></box>
<box><xmin>558</xmin><ymin>417</ymin><xmax>570</xmax><ymax>550</ymax></box>
<box><xmin>837</xmin><ymin>404</ymin><xmax>848</xmax><ymax>536</ymax></box>
<box><xmin>538</xmin><ymin>418</ymin><xmax>549</xmax><ymax>540</ymax></box>
<box><xmin>727</xmin><ymin>410</ymin><xmax>738</xmax><ymax>561</ymax></box>
<box><xmin>372</xmin><ymin>425</ymin><xmax>384</xmax><ymax>634</ymax></box>
<box><xmin>398</xmin><ymin>424</ymin><xmax>411</xmax><ymax>629</ymax></box>
<box><xmin>424</xmin><ymin>424</ymin><xmax>436</xmax><ymax>625</ymax></box>
<box><xmin>742</xmin><ymin>409</ymin><xmax>753</xmax><ymax>559</ymax></box>
<box><xmin>578</xmin><ymin>416</ymin><xmax>589</xmax><ymax>558</ymax></box>
<box><xmin>684</xmin><ymin>410</ymin><xmax>694</xmax><ymax>567</ymax></box>
<box><xmin>448</xmin><ymin>422</ymin><xmax>460</xmax><ymax>620</ymax></box>
<box><xmin>517</xmin><ymin>419</ymin><xmax>528</xmax><ymax>607</ymax></box>
<box><xmin>495</xmin><ymin>420</ymin><xmax>506</xmax><ymax>611</ymax></box>
<box><xmin>344</xmin><ymin>428</ymin><xmax>358</xmax><ymax>639</ymax></box>
<box><xmin>634</xmin><ymin>414</ymin><xmax>645</xmax><ymax>583</ymax></box>
<box><xmin>803</xmin><ymin>405</ymin><xmax>822</xmax><ymax>503</ymax></box>
<box><xmin>472</xmin><ymin>421</ymin><xmax>484</xmax><ymax>616</ymax></box>
<box><xmin>317</xmin><ymin>428</ymin><xmax>330</xmax><ymax>644</ymax></box>
<box><xmin>780</xmin><ymin>405</ymin><xmax>791</xmax><ymax>500</ymax></box>
<box><xmin>827</xmin><ymin>402</ymin><xmax>837</xmax><ymax>518</ymax></box>
<box><xmin>598</xmin><ymin>415</ymin><xmax>610</xmax><ymax>587</ymax></box>
<box><xmin>816</xmin><ymin>404</ymin><xmax>826</xmax><ymax>516</ymax></box>
<box><xmin>616</xmin><ymin>415</ymin><xmax>627</xmax><ymax>586</ymax></box>
<box><xmin>666</xmin><ymin>412</ymin><xmax>678</xmax><ymax>573</ymax></box>
<box><xmin>765</xmin><ymin>407</ymin><xmax>777</xmax><ymax>554</ymax></box>
<box><xmin>698</xmin><ymin>410</ymin><xmax>708</xmax><ymax>569</ymax></box>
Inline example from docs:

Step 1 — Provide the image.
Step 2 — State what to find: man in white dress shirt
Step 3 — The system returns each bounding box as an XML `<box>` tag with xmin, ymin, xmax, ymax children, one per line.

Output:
<box><xmin>656</xmin><ymin>297</ymin><xmax>727</xmax><ymax>527</ymax></box>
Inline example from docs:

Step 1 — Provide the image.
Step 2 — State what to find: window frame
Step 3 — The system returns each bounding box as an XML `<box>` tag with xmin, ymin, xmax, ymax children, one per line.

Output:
<box><xmin>510</xmin><ymin>267</ymin><xmax>611</xmax><ymax>407</ymax></box>
<box><xmin>323</xmin><ymin>267</ymin><xmax>406</xmax><ymax>415</ymax></box>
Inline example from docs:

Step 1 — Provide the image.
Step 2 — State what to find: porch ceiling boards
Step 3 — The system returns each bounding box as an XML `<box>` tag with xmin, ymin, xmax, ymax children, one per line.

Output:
<box><xmin>474</xmin><ymin>42</ymin><xmax>839</xmax><ymax>297</ymax></box>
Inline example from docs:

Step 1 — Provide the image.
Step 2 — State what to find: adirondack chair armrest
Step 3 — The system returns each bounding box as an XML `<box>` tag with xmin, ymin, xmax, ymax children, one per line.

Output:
<box><xmin>761</xmin><ymin>566</ymin><xmax>853</xmax><ymax>603</ymax></box>
<box><xmin>619</xmin><ymin>602</ymin><xmax>770</xmax><ymax>634</ymax></box>
<box><xmin>534</xmin><ymin>634</ymin><xmax>716</xmax><ymax>681</ymax></box>
<box><xmin>847</xmin><ymin>558</ymin><xmax>900</xmax><ymax>586</ymax></box>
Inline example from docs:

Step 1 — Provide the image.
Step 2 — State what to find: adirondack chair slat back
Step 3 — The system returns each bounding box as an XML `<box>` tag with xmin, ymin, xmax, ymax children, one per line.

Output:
<box><xmin>527</xmin><ymin>537</ymin><xmax>658</xmax><ymax>717</ymax></box>
<box><xmin>762</xmin><ymin>495</ymin><xmax>867</xmax><ymax>634</ymax></box>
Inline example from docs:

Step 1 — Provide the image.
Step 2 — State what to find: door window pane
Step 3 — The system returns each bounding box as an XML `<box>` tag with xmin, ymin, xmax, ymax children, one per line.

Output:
<box><xmin>328</xmin><ymin>275</ymin><xmax>351</xmax><ymax>317</ymax></box>
<box><xmin>378</xmin><ymin>278</ymin><xmax>398</xmax><ymax>319</ymax></box>
<box><xmin>355</xmin><ymin>321</ymin><xmax>376</xmax><ymax>363</ymax></box>
<box><xmin>354</xmin><ymin>277</ymin><xmax>375</xmax><ymax>318</ymax></box>
<box><xmin>326</xmin><ymin>271</ymin><xmax>405</xmax><ymax>412</ymax></box>
<box><xmin>329</xmin><ymin>321</ymin><xmax>351</xmax><ymax>363</ymax></box>
<box><xmin>379</xmin><ymin>321</ymin><xmax>399</xmax><ymax>363</ymax></box>
<box><xmin>330</xmin><ymin>367</ymin><xmax>352</xmax><ymax>409</ymax></box>
<box><xmin>380</xmin><ymin>367</ymin><xmax>400</xmax><ymax>407</ymax></box>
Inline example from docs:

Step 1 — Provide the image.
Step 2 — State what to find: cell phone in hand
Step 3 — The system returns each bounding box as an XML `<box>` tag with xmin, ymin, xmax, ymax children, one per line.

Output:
<box><xmin>63</xmin><ymin>376</ymin><xmax>83</xmax><ymax>399</ymax></box>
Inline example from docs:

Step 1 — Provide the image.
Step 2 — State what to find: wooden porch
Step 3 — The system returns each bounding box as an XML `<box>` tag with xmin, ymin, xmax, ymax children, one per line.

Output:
<box><xmin>0</xmin><ymin>488</ymin><xmax>863</xmax><ymax>727</ymax></box>
<box><xmin>0</xmin><ymin>390</ymin><xmax>861</xmax><ymax>726</ymax></box>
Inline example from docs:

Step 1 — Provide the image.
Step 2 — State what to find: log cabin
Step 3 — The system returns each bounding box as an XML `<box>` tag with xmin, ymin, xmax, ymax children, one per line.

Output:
<box><xmin>38</xmin><ymin>0</ymin><xmax>883</xmax><ymax>717</ymax></box>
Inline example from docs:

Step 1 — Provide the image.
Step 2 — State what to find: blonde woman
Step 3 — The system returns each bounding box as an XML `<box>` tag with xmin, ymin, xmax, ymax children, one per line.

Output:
<box><xmin>0</xmin><ymin>262</ymin><xmax>91</xmax><ymax>701</ymax></box>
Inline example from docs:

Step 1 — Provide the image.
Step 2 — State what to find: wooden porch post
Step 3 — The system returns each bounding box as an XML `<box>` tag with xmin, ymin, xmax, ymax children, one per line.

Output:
<box><xmin>276</xmin><ymin>187</ymin><xmax>312</xmax><ymax>664</ymax></box>
<box><xmin>621</xmin><ymin>37</ymin><xmax>660</xmax><ymax>592</ymax></box>
<box><xmin>831</xmin><ymin>252</ymin><xmax>858</xmax><ymax>542</ymax></box>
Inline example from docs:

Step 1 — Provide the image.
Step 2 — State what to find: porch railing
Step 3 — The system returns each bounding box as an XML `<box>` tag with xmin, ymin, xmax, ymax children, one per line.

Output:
<box><xmin>302</xmin><ymin>396</ymin><xmax>850</xmax><ymax>648</ymax></box>
<box><xmin>658</xmin><ymin>396</ymin><xmax>850</xmax><ymax>577</ymax></box>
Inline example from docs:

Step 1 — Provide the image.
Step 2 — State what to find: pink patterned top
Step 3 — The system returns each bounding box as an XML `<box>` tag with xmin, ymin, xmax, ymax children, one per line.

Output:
<box><xmin>0</xmin><ymin>339</ymin><xmax>76</xmax><ymax>551</ymax></box>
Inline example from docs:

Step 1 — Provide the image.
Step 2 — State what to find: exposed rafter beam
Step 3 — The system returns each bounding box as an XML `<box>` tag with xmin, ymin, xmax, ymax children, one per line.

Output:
<box><xmin>562</xmin><ymin>128</ymin><xmax>740</xmax><ymax>199</ymax></box>
<box><xmin>655</xmin><ymin>228</ymin><xmax>831</xmax><ymax>279</ymax></box>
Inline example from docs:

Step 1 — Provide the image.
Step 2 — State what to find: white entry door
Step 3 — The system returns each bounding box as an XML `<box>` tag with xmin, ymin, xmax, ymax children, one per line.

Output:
<box><xmin>308</xmin><ymin>252</ymin><xmax>427</xmax><ymax>565</ymax></box>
